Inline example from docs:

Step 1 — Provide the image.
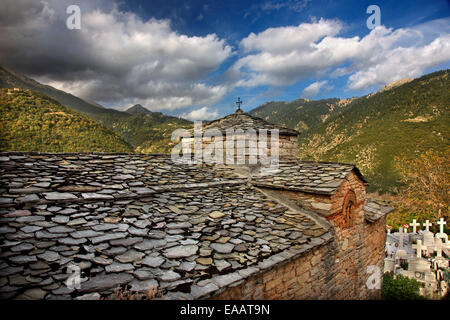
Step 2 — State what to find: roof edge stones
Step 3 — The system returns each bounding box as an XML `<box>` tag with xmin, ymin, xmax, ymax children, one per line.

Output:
<box><xmin>192</xmin><ymin>230</ymin><xmax>334</xmax><ymax>299</ymax></box>
<box><xmin>364</xmin><ymin>199</ymin><xmax>396</xmax><ymax>223</ymax></box>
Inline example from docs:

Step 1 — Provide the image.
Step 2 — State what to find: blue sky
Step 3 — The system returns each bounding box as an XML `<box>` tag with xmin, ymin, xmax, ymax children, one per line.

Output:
<box><xmin>1</xmin><ymin>0</ymin><xmax>449</xmax><ymax>119</ymax></box>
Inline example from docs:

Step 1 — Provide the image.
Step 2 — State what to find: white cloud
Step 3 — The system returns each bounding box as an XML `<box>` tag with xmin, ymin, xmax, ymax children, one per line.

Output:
<box><xmin>347</xmin><ymin>35</ymin><xmax>450</xmax><ymax>90</ymax></box>
<box><xmin>180</xmin><ymin>106</ymin><xmax>219</xmax><ymax>121</ymax></box>
<box><xmin>233</xmin><ymin>18</ymin><xmax>450</xmax><ymax>91</ymax></box>
<box><xmin>302</xmin><ymin>80</ymin><xmax>332</xmax><ymax>98</ymax></box>
<box><xmin>234</xmin><ymin>18</ymin><xmax>345</xmax><ymax>87</ymax></box>
<box><xmin>0</xmin><ymin>0</ymin><xmax>233</xmax><ymax>110</ymax></box>
<box><xmin>240</xmin><ymin>18</ymin><xmax>341</xmax><ymax>54</ymax></box>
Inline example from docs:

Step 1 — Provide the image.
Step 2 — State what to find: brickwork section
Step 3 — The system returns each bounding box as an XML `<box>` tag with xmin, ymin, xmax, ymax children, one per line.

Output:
<box><xmin>212</xmin><ymin>242</ymin><xmax>336</xmax><ymax>299</ymax></box>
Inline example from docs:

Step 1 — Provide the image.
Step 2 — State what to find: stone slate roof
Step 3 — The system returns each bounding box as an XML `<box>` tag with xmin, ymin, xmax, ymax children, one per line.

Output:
<box><xmin>188</xmin><ymin>112</ymin><xmax>299</xmax><ymax>136</ymax></box>
<box><xmin>0</xmin><ymin>152</ymin><xmax>332</xmax><ymax>300</ymax></box>
<box><xmin>251</xmin><ymin>160</ymin><xmax>368</xmax><ymax>195</ymax></box>
<box><xmin>364</xmin><ymin>200</ymin><xmax>395</xmax><ymax>223</ymax></box>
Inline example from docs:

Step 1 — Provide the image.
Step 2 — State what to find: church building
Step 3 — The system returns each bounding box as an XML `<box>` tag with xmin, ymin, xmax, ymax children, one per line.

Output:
<box><xmin>0</xmin><ymin>102</ymin><xmax>393</xmax><ymax>300</ymax></box>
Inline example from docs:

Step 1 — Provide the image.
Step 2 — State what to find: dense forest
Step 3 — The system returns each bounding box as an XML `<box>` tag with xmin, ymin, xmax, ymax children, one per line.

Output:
<box><xmin>250</xmin><ymin>97</ymin><xmax>346</xmax><ymax>132</ymax></box>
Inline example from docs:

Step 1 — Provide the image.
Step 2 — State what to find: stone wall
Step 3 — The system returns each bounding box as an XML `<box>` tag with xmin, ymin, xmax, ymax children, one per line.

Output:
<box><xmin>329</xmin><ymin>171</ymin><xmax>366</xmax><ymax>220</ymax></box>
<box><xmin>181</xmin><ymin>134</ymin><xmax>297</xmax><ymax>164</ymax></box>
<box><xmin>211</xmin><ymin>241</ymin><xmax>339</xmax><ymax>299</ymax></box>
<box><xmin>362</xmin><ymin>216</ymin><xmax>387</xmax><ymax>299</ymax></box>
<box><xmin>212</xmin><ymin>230</ymin><xmax>383</xmax><ymax>300</ymax></box>
<box><xmin>212</xmin><ymin>171</ymin><xmax>385</xmax><ymax>300</ymax></box>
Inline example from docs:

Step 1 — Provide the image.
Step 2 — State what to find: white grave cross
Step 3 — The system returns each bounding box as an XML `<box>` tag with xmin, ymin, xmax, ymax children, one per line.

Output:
<box><xmin>437</xmin><ymin>218</ymin><xmax>446</xmax><ymax>234</ymax></box>
<box><xmin>412</xmin><ymin>240</ymin><xmax>426</xmax><ymax>258</ymax></box>
<box><xmin>410</xmin><ymin>219</ymin><xmax>420</xmax><ymax>234</ymax></box>
<box><xmin>434</xmin><ymin>238</ymin><xmax>443</xmax><ymax>258</ymax></box>
<box><xmin>423</xmin><ymin>220</ymin><xmax>432</xmax><ymax>232</ymax></box>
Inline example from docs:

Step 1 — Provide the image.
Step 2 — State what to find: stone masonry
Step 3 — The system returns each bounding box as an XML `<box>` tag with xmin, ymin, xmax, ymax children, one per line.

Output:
<box><xmin>180</xmin><ymin>111</ymin><xmax>299</xmax><ymax>164</ymax></box>
<box><xmin>213</xmin><ymin>163</ymin><xmax>392</xmax><ymax>300</ymax></box>
<box><xmin>0</xmin><ymin>151</ymin><xmax>392</xmax><ymax>300</ymax></box>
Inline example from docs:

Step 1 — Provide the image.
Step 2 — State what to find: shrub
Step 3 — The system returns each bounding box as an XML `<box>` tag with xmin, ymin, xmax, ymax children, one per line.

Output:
<box><xmin>102</xmin><ymin>285</ymin><xmax>163</xmax><ymax>300</ymax></box>
<box><xmin>382</xmin><ymin>273</ymin><xmax>423</xmax><ymax>300</ymax></box>
<box><xmin>400</xmin><ymin>261</ymin><xmax>409</xmax><ymax>270</ymax></box>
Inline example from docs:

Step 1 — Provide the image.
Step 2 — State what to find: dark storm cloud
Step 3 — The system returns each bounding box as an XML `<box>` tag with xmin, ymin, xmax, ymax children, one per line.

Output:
<box><xmin>0</xmin><ymin>0</ymin><xmax>233</xmax><ymax>110</ymax></box>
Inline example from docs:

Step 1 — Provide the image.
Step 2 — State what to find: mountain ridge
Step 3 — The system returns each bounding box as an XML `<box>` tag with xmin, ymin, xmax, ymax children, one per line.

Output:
<box><xmin>0</xmin><ymin>88</ymin><xmax>132</xmax><ymax>153</ymax></box>
<box><xmin>125</xmin><ymin>104</ymin><xmax>152</xmax><ymax>115</ymax></box>
<box><xmin>249</xmin><ymin>69</ymin><xmax>450</xmax><ymax>192</ymax></box>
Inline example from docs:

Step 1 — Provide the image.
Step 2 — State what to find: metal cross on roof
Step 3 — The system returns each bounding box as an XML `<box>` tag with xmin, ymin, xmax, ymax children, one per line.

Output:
<box><xmin>236</xmin><ymin>97</ymin><xmax>243</xmax><ymax>111</ymax></box>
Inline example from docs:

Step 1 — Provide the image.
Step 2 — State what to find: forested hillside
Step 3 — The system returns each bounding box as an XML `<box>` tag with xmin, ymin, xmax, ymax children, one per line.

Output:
<box><xmin>111</xmin><ymin>112</ymin><xmax>192</xmax><ymax>154</ymax></box>
<box><xmin>249</xmin><ymin>98</ymin><xmax>349</xmax><ymax>132</ymax></box>
<box><xmin>0</xmin><ymin>89</ymin><xmax>132</xmax><ymax>153</ymax></box>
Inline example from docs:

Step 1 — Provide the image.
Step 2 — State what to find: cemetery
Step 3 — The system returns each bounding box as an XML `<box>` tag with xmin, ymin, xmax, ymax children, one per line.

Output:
<box><xmin>384</xmin><ymin>218</ymin><xmax>449</xmax><ymax>298</ymax></box>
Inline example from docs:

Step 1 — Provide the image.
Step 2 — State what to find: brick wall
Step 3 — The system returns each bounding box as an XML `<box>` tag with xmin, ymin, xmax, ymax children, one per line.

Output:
<box><xmin>362</xmin><ymin>216</ymin><xmax>387</xmax><ymax>299</ymax></box>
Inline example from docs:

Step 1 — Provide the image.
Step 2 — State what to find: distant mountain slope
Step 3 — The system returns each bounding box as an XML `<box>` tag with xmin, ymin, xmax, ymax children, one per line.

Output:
<box><xmin>125</xmin><ymin>104</ymin><xmax>152</xmax><ymax>115</ymax></box>
<box><xmin>0</xmin><ymin>66</ymin><xmax>193</xmax><ymax>153</ymax></box>
<box><xmin>0</xmin><ymin>66</ymin><xmax>120</xmax><ymax>117</ymax></box>
<box><xmin>249</xmin><ymin>97</ymin><xmax>351</xmax><ymax>132</ymax></box>
<box><xmin>297</xmin><ymin>70</ymin><xmax>450</xmax><ymax>192</ymax></box>
<box><xmin>112</xmin><ymin>112</ymin><xmax>192</xmax><ymax>153</ymax></box>
<box><xmin>0</xmin><ymin>89</ymin><xmax>132</xmax><ymax>153</ymax></box>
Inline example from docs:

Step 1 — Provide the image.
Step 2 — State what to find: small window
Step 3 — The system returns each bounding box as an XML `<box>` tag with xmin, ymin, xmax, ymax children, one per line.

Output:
<box><xmin>342</xmin><ymin>190</ymin><xmax>357</xmax><ymax>227</ymax></box>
